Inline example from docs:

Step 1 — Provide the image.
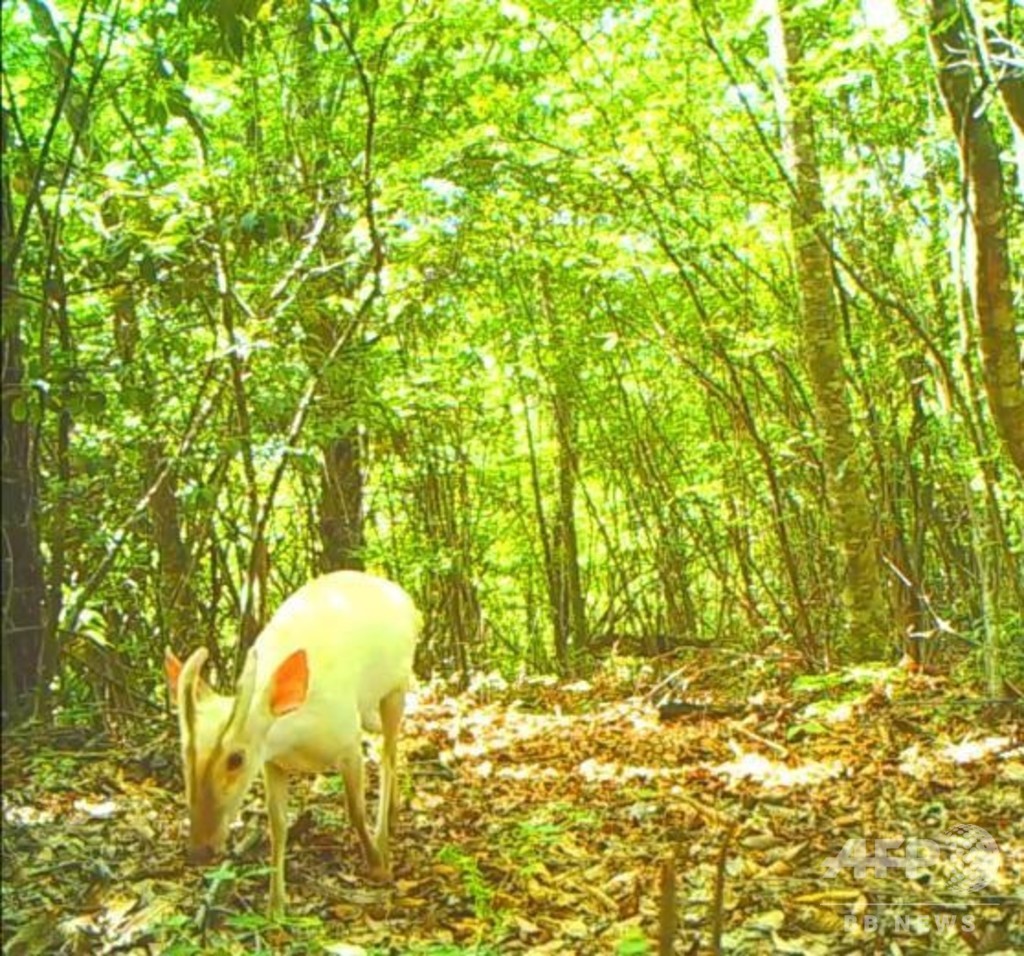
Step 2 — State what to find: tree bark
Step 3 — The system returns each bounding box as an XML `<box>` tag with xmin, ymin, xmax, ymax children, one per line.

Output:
<box><xmin>146</xmin><ymin>442</ymin><xmax>199</xmax><ymax>641</ymax></box>
<box><xmin>319</xmin><ymin>433</ymin><xmax>365</xmax><ymax>571</ymax></box>
<box><xmin>304</xmin><ymin>314</ymin><xmax>366</xmax><ymax>573</ymax></box>
<box><xmin>551</xmin><ymin>380</ymin><xmax>588</xmax><ymax>659</ymax></box>
<box><xmin>771</xmin><ymin>2</ymin><xmax>890</xmax><ymax>660</ymax></box>
<box><xmin>979</xmin><ymin>17</ymin><xmax>1024</xmax><ymax>136</ymax></box>
<box><xmin>1</xmin><ymin>111</ymin><xmax>47</xmax><ymax>723</ymax></box>
<box><xmin>930</xmin><ymin>0</ymin><xmax>1024</xmax><ymax>478</ymax></box>
<box><xmin>417</xmin><ymin>454</ymin><xmax>480</xmax><ymax>676</ymax></box>
<box><xmin>544</xmin><ymin>271</ymin><xmax>588</xmax><ymax>665</ymax></box>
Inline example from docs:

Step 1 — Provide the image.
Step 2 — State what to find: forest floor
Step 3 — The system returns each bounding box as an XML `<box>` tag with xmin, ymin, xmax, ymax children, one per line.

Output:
<box><xmin>2</xmin><ymin>653</ymin><xmax>1022</xmax><ymax>955</ymax></box>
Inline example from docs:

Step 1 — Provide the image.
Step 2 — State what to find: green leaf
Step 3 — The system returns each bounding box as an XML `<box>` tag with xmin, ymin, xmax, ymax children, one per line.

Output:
<box><xmin>786</xmin><ymin>721</ymin><xmax>829</xmax><ymax>741</ymax></box>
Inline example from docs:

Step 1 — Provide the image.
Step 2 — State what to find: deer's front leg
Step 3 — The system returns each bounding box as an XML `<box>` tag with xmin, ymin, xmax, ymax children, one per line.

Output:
<box><xmin>264</xmin><ymin>762</ymin><xmax>290</xmax><ymax>916</ymax></box>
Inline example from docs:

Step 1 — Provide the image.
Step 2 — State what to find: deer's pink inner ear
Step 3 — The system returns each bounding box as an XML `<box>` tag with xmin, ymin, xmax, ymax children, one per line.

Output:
<box><xmin>269</xmin><ymin>650</ymin><xmax>309</xmax><ymax>716</ymax></box>
<box><xmin>165</xmin><ymin>648</ymin><xmax>183</xmax><ymax>699</ymax></box>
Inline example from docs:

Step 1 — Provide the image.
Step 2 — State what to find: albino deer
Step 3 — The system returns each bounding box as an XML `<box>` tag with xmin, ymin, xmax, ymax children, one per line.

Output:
<box><xmin>164</xmin><ymin>570</ymin><xmax>419</xmax><ymax>915</ymax></box>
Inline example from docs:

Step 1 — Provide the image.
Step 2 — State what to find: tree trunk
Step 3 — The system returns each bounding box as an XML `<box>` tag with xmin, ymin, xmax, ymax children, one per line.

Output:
<box><xmin>146</xmin><ymin>442</ymin><xmax>199</xmax><ymax>642</ymax></box>
<box><xmin>543</xmin><ymin>269</ymin><xmax>588</xmax><ymax>666</ymax></box>
<box><xmin>551</xmin><ymin>382</ymin><xmax>588</xmax><ymax>660</ymax></box>
<box><xmin>771</xmin><ymin>2</ymin><xmax>890</xmax><ymax>661</ymax></box>
<box><xmin>930</xmin><ymin>0</ymin><xmax>1024</xmax><ymax>478</ymax></box>
<box><xmin>979</xmin><ymin>15</ymin><xmax>1024</xmax><ymax>136</ymax></box>
<box><xmin>319</xmin><ymin>434</ymin><xmax>365</xmax><ymax>571</ymax></box>
<box><xmin>415</xmin><ymin>446</ymin><xmax>480</xmax><ymax>676</ymax></box>
<box><xmin>1</xmin><ymin>112</ymin><xmax>46</xmax><ymax>723</ymax></box>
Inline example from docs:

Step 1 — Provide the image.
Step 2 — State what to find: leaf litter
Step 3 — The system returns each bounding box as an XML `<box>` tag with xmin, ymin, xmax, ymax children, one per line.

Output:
<box><xmin>2</xmin><ymin>658</ymin><xmax>1021</xmax><ymax>954</ymax></box>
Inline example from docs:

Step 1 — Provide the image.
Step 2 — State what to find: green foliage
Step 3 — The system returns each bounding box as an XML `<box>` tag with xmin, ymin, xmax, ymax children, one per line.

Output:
<box><xmin>27</xmin><ymin>751</ymin><xmax>79</xmax><ymax>791</ymax></box>
<box><xmin>792</xmin><ymin>666</ymin><xmax>902</xmax><ymax>695</ymax></box>
<box><xmin>402</xmin><ymin>945</ymin><xmax>502</xmax><ymax>956</ymax></box>
<box><xmin>2</xmin><ymin>0</ymin><xmax>1020</xmax><ymax>721</ymax></box>
<box><xmin>436</xmin><ymin>845</ymin><xmax>496</xmax><ymax>920</ymax></box>
<box><xmin>615</xmin><ymin>928</ymin><xmax>652</xmax><ymax>955</ymax></box>
<box><xmin>154</xmin><ymin>911</ymin><xmax>328</xmax><ymax>955</ymax></box>
<box><xmin>786</xmin><ymin>720</ymin><xmax>830</xmax><ymax>742</ymax></box>
<box><xmin>203</xmin><ymin>859</ymin><xmax>240</xmax><ymax>895</ymax></box>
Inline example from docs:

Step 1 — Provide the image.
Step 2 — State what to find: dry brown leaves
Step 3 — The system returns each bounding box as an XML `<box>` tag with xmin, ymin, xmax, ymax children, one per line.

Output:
<box><xmin>2</xmin><ymin>660</ymin><xmax>1021</xmax><ymax>954</ymax></box>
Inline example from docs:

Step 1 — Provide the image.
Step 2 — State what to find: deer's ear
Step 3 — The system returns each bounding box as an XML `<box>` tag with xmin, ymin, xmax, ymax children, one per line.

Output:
<box><xmin>164</xmin><ymin>648</ymin><xmax>183</xmax><ymax>703</ymax></box>
<box><xmin>169</xmin><ymin>647</ymin><xmax>215</xmax><ymax>707</ymax></box>
<box><xmin>268</xmin><ymin>650</ymin><xmax>309</xmax><ymax>717</ymax></box>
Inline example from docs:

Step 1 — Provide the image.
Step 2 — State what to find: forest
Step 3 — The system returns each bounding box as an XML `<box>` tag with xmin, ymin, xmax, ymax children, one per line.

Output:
<box><xmin>2</xmin><ymin>0</ymin><xmax>1022</xmax><ymax>953</ymax></box>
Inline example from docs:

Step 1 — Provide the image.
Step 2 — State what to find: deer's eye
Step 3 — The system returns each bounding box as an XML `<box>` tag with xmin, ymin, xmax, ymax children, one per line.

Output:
<box><xmin>226</xmin><ymin>751</ymin><xmax>244</xmax><ymax>772</ymax></box>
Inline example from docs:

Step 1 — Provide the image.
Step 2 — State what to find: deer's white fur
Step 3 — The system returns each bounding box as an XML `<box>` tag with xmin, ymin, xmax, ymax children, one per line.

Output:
<box><xmin>166</xmin><ymin>571</ymin><xmax>419</xmax><ymax>914</ymax></box>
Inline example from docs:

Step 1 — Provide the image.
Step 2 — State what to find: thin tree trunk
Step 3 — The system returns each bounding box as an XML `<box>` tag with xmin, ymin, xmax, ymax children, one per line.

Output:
<box><xmin>520</xmin><ymin>368</ymin><xmax>565</xmax><ymax>670</ymax></box>
<box><xmin>552</xmin><ymin>385</ymin><xmax>588</xmax><ymax>659</ymax></box>
<box><xmin>542</xmin><ymin>270</ymin><xmax>588</xmax><ymax>665</ymax></box>
<box><xmin>769</xmin><ymin>1</ymin><xmax>890</xmax><ymax>661</ymax></box>
<box><xmin>417</xmin><ymin>452</ymin><xmax>479</xmax><ymax>675</ymax></box>
<box><xmin>146</xmin><ymin>442</ymin><xmax>199</xmax><ymax>641</ymax></box>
